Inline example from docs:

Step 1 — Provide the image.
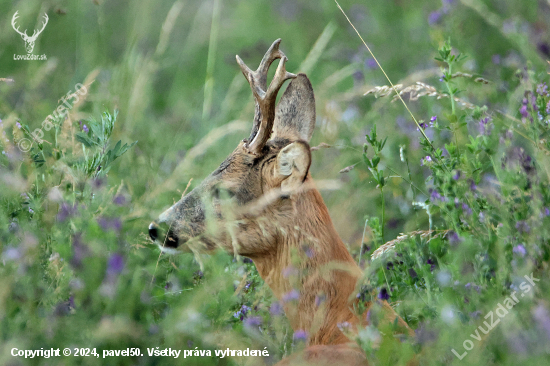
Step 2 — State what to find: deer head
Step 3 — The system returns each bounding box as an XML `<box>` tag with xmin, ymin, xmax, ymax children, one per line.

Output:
<box><xmin>149</xmin><ymin>39</ymin><xmax>320</xmax><ymax>258</ymax></box>
<box><xmin>12</xmin><ymin>11</ymin><xmax>48</xmax><ymax>54</ymax></box>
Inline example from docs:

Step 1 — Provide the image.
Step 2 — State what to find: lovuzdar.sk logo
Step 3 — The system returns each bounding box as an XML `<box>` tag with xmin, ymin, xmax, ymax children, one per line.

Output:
<box><xmin>11</xmin><ymin>11</ymin><xmax>48</xmax><ymax>61</ymax></box>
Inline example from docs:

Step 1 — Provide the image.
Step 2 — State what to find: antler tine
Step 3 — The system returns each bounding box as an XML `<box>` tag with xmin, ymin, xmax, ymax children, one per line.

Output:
<box><xmin>266</xmin><ymin>56</ymin><xmax>296</xmax><ymax>99</ymax></box>
<box><xmin>255</xmin><ymin>39</ymin><xmax>284</xmax><ymax>90</ymax></box>
<box><xmin>237</xmin><ymin>40</ymin><xmax>296</xmax><ymax>154</ymax></box>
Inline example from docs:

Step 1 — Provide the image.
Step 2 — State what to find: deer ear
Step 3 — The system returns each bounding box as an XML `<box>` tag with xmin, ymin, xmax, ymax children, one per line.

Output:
<box><xmin>276</xmin><ymin>141</ymin><xmax>311</xmax><ymax>193</ymax></box>
<box><xmin>272</xmin><ymin>73</ymin><xmax>316</xmax><ymax>142</ymax></box>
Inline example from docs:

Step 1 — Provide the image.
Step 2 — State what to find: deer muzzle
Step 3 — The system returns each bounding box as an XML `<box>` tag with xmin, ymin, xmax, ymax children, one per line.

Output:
<box><xmin>149</xmin><ymin>187</ymin><xmax>208</xmax><ymax>252</ymax></box>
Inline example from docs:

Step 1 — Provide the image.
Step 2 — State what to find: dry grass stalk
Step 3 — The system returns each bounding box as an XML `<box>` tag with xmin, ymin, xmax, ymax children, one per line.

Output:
<box><xmin>371</xmin><ymin>229</ymin><xmax>450</xmax><ymax>260</ymax></box>
<box><xmin>310</xmin><ymin>142</ymin><xmax>331</xmax><ymax>151</ymax></box>
<box><xmin>339</xmin><ymin>164</ymin><xmax>356</xmax><ymax>173</ymax></box>
<box><xmin>364</xmin><ymin>81</ymin><xmax>476</xmax><ymax>110</ymax></box>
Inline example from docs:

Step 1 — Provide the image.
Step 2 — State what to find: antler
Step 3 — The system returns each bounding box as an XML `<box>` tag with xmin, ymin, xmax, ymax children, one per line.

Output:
<box><xmin>236</xmin><ymin>39</ymin><xmax>296</xmax><ymax>155</ymax></box>
<box><xmin>11</xmin><ymin>11</ymin><xmax>28</xmax><ymax>38</ymax></box>
<box><xmin>29</xmin><ymin>13</ymin><xmax>48</xmax><ymax>41</ymax></box>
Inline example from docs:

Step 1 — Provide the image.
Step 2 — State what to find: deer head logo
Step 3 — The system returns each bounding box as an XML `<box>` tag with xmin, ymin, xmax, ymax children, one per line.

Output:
<box><xmin>11</xmin><ymin>11</ymin><xmax>48</xmax><ymax>54</ymax></box>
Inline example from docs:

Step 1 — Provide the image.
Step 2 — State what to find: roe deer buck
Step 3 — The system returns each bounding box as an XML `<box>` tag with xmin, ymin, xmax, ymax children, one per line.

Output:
<box><xmin>149</xmin><ymin>39</ymin><xmax>412</xmax><ymax>365</ymax></box>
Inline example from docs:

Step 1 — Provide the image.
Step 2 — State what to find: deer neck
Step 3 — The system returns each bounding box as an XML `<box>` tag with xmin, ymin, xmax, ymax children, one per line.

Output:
<box><xmin>252</xmin><ymin>187</ymin><xmax>361</xmax><ymax>345</ymax></box>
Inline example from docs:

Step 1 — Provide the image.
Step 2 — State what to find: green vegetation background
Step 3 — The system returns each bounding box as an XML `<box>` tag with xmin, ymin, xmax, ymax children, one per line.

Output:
<box><xmin>1</xmin><ymin>0</ymin><xmax>550</xmax><ymax>365</ymax></box>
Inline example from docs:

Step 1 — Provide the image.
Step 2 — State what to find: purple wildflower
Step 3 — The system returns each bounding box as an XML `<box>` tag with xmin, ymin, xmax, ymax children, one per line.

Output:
<box><xmin>92</xmin><ymin>178</ymin><xmax>105</xmax><ymax>190</ymax></box>
<box><xmin>107</xmin><ymin>253</ymin><xmax>124</xmax><ymax>276</ymax></box>
<box><xmin>479</xmin><ymin>212</ymin><xmax>485</xmax><ymax>223</ymax></box>
<box><xmin>452</xmin><ymin>170</ymin><xmax>461</xmax><ymax>180</ymax></box>
<box><xmin>244</xmin><ymin>316</ymin><xmax>262</xmax><ymax>328</ymax></box>
<box><xmin>70</xmin><ymin>233</ymin><xmax>89</xmax><ymax>269</ymax></box>
<box><xmin>293</xmin><ymin>330</ymin><xmax>308</xmax><ymax>342</ymax></box>
<box><xmin>283</xmin><ymin>289</ymin><xmax>300</xmax><ymax>302</ymax></box>
<box><xmin>421</xmin><ymin>156</ymin><xmax>432</xmax><ymax>166</ymax></box>
<box><xmin>503</xmin><ymin>147</ymin><xmax>534</xmax><ymax>175</ymax></box>
<box><xmin>415</xmin><ymin>323</ymin><xmax>438</xmax><ymax>344</ymax></box>
<box><xmin>519</xmin><ymin>105</ymin><xmax>529</xmax><ymax>119</ymax></box>
<box><xmin>506</xmin><ymin>332</ymin><xmax>530</xmax><ymax>354</ymax></box>
<box><xmin>57</xmin><ymin>202</ymin><xmax>78</xmax><ymax>222</ymax></box>
<box><xmin>429</xmin><ymin>188</ymin><xmax>447</xmax><ymax>203</ymax></box>
<box><xmin>28</xmin><ymin>208</ymin><xmax>34</xmax><ymax>214</ymax></box>
<box><xmin>417</xmin><ymin>122</ymin><xmax>428</xmax><ymax>131</ymax></box>
<box><xmin>462</xmin><ymin>203</ymin><xmax>472</xmax><ymax>216</ymax></box>
<box><xmin>233</xmin><ymin>305</ymin><xmax>251</xmax><ymax>321</ymax></box>
<box><xmin>546</xmin><ymin>100</ymin><xmax>550</xmax><ymax>114</ymax></box>
<box><xmin>16</xmin><ymin>121</ymin><xmax>21</xmax><ymax>129</ymax></box>
<box><xmin>54</xmin><ymin>299</ymin><xmax>72</xmax><ymax>316</ymax></box>
<box><xmin>513</xmin><ymin>244</ymin><xmax>526</xmax><ymax>257</ymax></box>
<box><xmin>539</xmin><ymin>42</ymin><xmax>550</xmax><ymax>57</ymax></box>
<box><xmin>378</xmin><ymin>287</ymin><xmax>390</xmax><ymax>300</ymax></box>
<box><xmin>478</xmin><ymin>116</ymin><xmax>494</xmax><ymax>136</ymax></box>
<box><xmin>428</xmin><ymin>10</ymin><xmax>442</xmax><ymax>25</ymax></box>
<box><xmin>365</xmin><ymin>58</ymin><xmax>377</xmax><ymax>69</ymax></box>
<box><xmin>520</xmin><ymin>98</ymin><xmax>529</xmax><ymax>120</ymax></box>
<box><xmin>469</xmin><ymin>179</ymin><xmax>477</xmax><ymax>191</ymax></box>
<box><xmin>530</xmin><ymin>94</ymin><xmax>538</xmax><ymax>111</ymax></box>
<box><xmin>515</xmin><ymin>220</ymin><xmax>530</xmax><ymax>234</ymax></box>
<box><xmin>97</xmin><ymin>216</ymin><xmax>122</xmax><ymax>233</ymax></box>
<box><xmin>426</xmin><ymin>258</ymin><xmax>436</xmax><ymax>271</ymax></box>
<box><xmin>2</xmin><ymin>247</ymin><xmax>22</xmax><ymax>262</ymax></box>
<box><xmin>537</xmin><ymin>83</ymin><xmax>548</xmax><ymax>96</ymax></box>
<box><xmin>430</xmin><ymin>116</ymin><xmax>437</xmax><ymax>124</ymax></box>
<box><xmin>113</xmin><ymin>195</ymin><xmax>126</xmax><ymax>206</ymax></box>
<box><xmin>270</xmin><ymin>301</ymin><xmax>283</xmax><ymax>316</ymax></box>
<box><xmin>447</xmin><ymin>231</ymin><xmax>461</xmax><ymax>246</ymax></box>
<box><xmin>533</xmin><ymin>304</ymin><xmax>550</xmax><ymax>340</ymax></box>
<box><xmin>82</xmin><ymin>124</ymin><xmax>89</xmax><ymax>133</ymax></box>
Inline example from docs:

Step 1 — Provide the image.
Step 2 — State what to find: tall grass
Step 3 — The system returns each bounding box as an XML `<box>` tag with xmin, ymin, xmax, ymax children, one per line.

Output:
<box><xmin>1</xmin><ymin>0</ymin><xmax>550</xmax><ymax>365</ymax></box>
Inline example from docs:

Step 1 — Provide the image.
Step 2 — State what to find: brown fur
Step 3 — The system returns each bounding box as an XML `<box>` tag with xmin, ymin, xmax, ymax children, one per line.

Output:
<box><xmin>149</xmin><ymin>41</ymin><xmax>412</xmax><ymax>366</ymax></box>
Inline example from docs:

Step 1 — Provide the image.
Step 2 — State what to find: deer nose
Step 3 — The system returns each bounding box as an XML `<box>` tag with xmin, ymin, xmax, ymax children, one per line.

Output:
<box><xmin>148</xmin><ymin>222</ymin><xmax>180</xmax><ymax>248</ymax></box>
